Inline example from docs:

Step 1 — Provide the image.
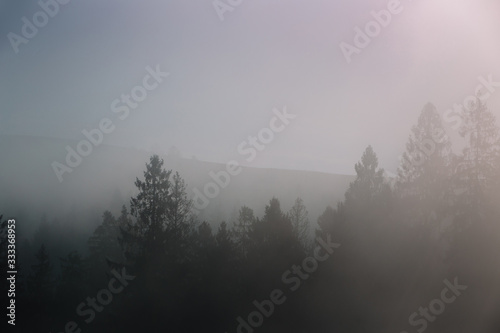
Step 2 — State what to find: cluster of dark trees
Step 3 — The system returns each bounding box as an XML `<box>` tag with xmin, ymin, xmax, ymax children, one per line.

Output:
<box><xmin>2</xmin><ymin>98</ymin><xmax>500</xmax><ymax>332</ymax></box>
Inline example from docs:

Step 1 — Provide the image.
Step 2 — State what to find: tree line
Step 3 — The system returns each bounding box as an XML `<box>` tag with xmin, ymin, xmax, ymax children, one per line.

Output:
<box><xmin>1</xmin><ymin>98</ymin><xmax>500</xmax><ymax>332</ymax></box>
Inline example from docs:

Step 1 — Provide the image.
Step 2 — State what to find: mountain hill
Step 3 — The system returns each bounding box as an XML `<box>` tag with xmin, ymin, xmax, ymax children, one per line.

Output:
<box><xmin>0</xmin><ymin>135</ymin><xmax>354</xmax><ymax>235</ymax></box>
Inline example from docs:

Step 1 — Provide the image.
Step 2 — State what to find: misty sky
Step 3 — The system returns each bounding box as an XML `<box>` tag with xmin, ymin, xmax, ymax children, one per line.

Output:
<box><xmin>1</xmin><ymin>0</ymin><xmax>499</xmax><ymax>175</ymax></box>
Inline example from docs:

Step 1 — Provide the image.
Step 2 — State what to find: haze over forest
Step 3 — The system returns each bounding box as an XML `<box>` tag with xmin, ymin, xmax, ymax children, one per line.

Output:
<box><xmin>1</xmin><ymin>0</ymin><xmax>500</xmax><ymax>332</ymax></box>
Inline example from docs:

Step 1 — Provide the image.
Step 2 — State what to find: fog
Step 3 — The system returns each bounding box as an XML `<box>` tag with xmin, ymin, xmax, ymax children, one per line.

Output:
<box><xmin>1</xmin><ymin>0</ymin><xmax>500</xmax><ymax>332</ymax></box>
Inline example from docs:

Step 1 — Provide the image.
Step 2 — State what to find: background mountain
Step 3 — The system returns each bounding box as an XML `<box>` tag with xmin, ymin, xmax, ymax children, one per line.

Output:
<box><xmin>0</xmin><ymin>134</ymin><xmax>354</xmax><ymax>237</ymax></box>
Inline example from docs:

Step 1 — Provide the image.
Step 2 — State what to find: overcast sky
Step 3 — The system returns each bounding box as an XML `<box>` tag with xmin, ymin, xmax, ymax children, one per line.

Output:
<box><xmin>1</xmin><ymin>0</ymin><xmax>499</xmax><ymax>175</ymax></box>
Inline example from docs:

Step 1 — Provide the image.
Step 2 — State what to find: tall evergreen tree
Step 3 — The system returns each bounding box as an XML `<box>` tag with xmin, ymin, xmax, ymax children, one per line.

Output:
<box><xmin>233</xmin><ymin>205</ymin><xmax>255</xmax><ymax>255</ymax></box>
<box><xmin>457</xmin><ymin>98</ymin><xmax>500</xmax><ymax>209</ymax></box>
<box><xmin>88</xmin><ymin>211</ymin><xmax>122</xmax><ymax>262</ymax></box>
<box><xmin>398</xmin><ymin>103</ymin><xmax>452</xmax><ymax>189</ymax></box>
<box><xmin>165</xmin><ymin>171</ymin><xmax>194</xmax><ymax>261</ymax></box>
<box><xmin>130</xmin><ymin>155</ymin><xmax>172</xmax><ymax>253</ymax></box>
<box><xmin>256</xmin><ymin>197</ymin><xmax>295</xmax><ymax>248</ymax></box>
<box><xmin>445</xmin><ymin>99</ymin><xmax>500</xmax><ymax>328</ymax></box>
<box><xmin>288</xmin><ymin>197</ymin><xmax>310</xmax><ymax>247</ymax></box>
<box><xmin>396</xmin><ymin>103</ymin><xmax>453</xmax><ymax>227</ymax></box>
<box><xmin>345</xmin><ymin>146</ymin><xmax>391</xmax><ymax>216</ymax></box>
